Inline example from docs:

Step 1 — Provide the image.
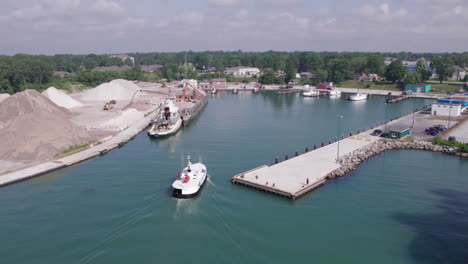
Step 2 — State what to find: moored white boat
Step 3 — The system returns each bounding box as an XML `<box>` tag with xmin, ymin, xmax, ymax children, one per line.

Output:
<box><xmin>148</xmin><ymin>98</ymin><xmax>182</xmax><ymax>138</ymax></box>
<box><xmin>302</xmin><ymin>89</ymin><xmax>319</xmax><ymax>97</ymax></box>
<box><xmin>211</xmin><ymin>88</ymin><xmax>217</xmax><ymax>94</ymax></box>
<box><xmin>348</xmin><ymin>93</ymin><xmax>368</xmax><ymax>101</ymax></box>
<box><xmin>172</xmin><ymin>156</ymin><xmax>207</xmax><ymax>198</ymax></box>
<box><xmin>328</xmin><ymin>88</ymin><xmax>341</xmax><ymax>96</ymax></box>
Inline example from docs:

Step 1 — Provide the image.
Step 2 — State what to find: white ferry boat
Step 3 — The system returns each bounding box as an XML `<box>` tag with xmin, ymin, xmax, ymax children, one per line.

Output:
<box><xmin>148</xmin><ymin>98</ymin><xmax>182</xmax><ymax>138</ymax></box>
<box><xmin>172</xmin><ymin>156</ymin><xmax>207</xmax><ymax>198</ymax></box>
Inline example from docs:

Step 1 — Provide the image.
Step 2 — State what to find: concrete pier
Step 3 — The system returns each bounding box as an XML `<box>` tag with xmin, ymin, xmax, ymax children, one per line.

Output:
<box><xmin>231</xmin><ymin>104</ymin><xmax>462</xmax><ymax>200</ymax></box>
<box><xmin>232</xmin><ymin>136</ymin><xmax>375</xmax><ymax>200</ymax></box>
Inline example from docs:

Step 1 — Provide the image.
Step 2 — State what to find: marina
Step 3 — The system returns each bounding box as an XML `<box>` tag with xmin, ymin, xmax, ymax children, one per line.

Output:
<box><xmin>1</xmin><ymin>1</ymin><xmax>467</xmax><ymax>262</ymax></box>
<box><xmin>1</xmin><ymin>92</ymin><xmax>466</xmax><ymax>264</ymax></box>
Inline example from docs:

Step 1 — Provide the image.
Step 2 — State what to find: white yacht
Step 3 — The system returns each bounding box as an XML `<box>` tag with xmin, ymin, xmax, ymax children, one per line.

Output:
<box><xmin>172</xmin><ymin>156</ymin><xmax>207</xmax><ymax>198</ymax></box>
<box><xmin>328</xmin><ymin>88</ymin><xmax>342</xmax><ymax>96</ymax></box>
<box><xmin>302</xmin><ymin>89</ymin><xmax>319</xmax><ymax>97</ymax></box>
<box><xmin>349</xmin><ymin>93</ymin><xmax>368</xmax><ymax>101</ymax></box>
<box><xmin>148</xmin><ymin>98</ymin><xmax>182</xmax><ymax>138</ymax></box>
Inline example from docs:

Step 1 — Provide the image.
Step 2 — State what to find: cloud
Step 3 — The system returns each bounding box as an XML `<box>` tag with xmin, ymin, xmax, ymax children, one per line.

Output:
<box><xmin>209</xmin><ymin>0</ymin><xmax>241</xmax><ymax>7</ymax></box>
<box><xmin>256</xmin><ymin>0</ymin><xmax>303</xmax><ymax>5</ymax></box>
<box><xmin>355</xmin><ymin>3</ymin><xmax>408</xmax><ymax>22</ymax></box>
<box><xmin>0</xmin><ymin>0</ymin><xmax>467</xmax><ymax>54</ymax></box>
<box><xmin>89</xmin><ymin>0</ymin><xmax>124</xmax><ymax>15</ymax></box>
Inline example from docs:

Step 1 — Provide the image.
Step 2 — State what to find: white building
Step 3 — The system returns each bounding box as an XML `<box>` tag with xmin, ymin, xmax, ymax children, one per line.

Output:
<box><xmin>431</xmin><ymin>103</ymin><xmax>462</xmax><ymax>117</ymax></box>
<box><xmin>451</xmin><ymin>65</ymin><xmax>466</xmax><ymax>81</ymax></box>
<box><xmin>110</xmin><ymin>54</ymin><xmax>135</xmax><ymax>64</ymax></box>
<box><xmin>225</xmin><ymin>66</ymin><xmax>260</xmax><ymax>78</ymax></box>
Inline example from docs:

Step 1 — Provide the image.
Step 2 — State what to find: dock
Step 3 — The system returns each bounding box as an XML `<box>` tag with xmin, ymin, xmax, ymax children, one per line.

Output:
<box><xmin>386</xmin><ymin>95</ymin><xmax>410</xmax><ymax>104</ymax></box>
<box><xmin>275</xmin><ymin>89</ymin><xmax>301</xmax><ymax>95</ymax></box>
<box><xmin>232</xmin><ymin>135</ymin><xmax>375</xmax><ymax>200</ymax></box>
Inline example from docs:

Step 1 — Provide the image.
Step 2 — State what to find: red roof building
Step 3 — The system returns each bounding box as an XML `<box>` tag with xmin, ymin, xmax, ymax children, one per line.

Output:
<box><xmin>316</xmin><ymin>82</ymin><xmax>333</xmax><ymax>90</ymax></box>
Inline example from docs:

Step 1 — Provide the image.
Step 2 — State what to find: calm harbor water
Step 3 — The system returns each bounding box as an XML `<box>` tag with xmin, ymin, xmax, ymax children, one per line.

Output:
<box><xmin>1</xmin><ymin>92</ymin><xmax>467</xmax><ymax>264</ymax></box>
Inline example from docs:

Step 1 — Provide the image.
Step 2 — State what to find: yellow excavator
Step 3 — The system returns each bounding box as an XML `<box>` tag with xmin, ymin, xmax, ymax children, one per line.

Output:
<box><xmin>103</xmin><ymin>100</ymin><xmax>116</xmax><ymax>110</ymax></box>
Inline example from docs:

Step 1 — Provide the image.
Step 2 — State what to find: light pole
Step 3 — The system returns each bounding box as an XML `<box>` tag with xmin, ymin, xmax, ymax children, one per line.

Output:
<box><xmin>336</xmin><ymin>115</ymin><xmax>343</xmax><ymax>162</ymax></box>
<box><xmin>448</xmin><ymin>100</ymin><xmax>452</xmax><ymax>128</ymax></box>
<box><xmin>385</xmin><ymin>104</ymin><xmax>388</xmax><ymax>133</ymax></box>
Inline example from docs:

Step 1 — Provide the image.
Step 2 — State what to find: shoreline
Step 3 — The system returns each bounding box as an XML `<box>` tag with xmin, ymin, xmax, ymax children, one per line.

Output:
<box><xmin>204</xmin><ymin>85</ymin><xmax>449</xmax><ymax>100</ymax></box>
<box><xmin>231</xmin><ymin>106</ymin><xmax>467</xmax><ymax>200</ymax></box>
<box><xmin>0</xmin><ymin>104</ymin><xmax>161</xmax><ymax>186</ymax></box>
<box><xmin>329</xmin><ymin>140</ymin><xmax>468</xmax><ymax>179</ymax></box>
<box><xmin>0</xmin><ymin>96</ymin><xmax>209</xmax><ymax>187</ymax></box>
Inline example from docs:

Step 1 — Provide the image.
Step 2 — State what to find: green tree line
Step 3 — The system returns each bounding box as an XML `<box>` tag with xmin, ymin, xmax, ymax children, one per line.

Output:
<box><xmin>1</xmin><ymin>52</ymin><xmax>466</xmax><ymax>94</ymax></box>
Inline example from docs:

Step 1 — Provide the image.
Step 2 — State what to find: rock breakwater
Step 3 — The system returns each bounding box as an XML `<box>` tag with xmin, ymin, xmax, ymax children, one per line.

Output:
<box><xmin>327</xmin><ymin>140</ymin><xmax>468</xmax><ymax>179</ymax></box>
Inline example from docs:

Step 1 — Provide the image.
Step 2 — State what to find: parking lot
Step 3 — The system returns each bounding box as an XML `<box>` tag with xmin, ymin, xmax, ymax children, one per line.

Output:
<box><xmin>361</xmin><ymin>108</ymin><xmax>461</xmax><ymax>141</ymax></box>
<box><xmin>445</xmin><ymin>118</ymin><xmax>468</xmax><ymax>143</ymax></box>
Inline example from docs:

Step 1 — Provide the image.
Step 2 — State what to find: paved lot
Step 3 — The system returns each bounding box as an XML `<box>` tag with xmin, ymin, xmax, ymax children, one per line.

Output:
<box><xmin>445</xmin><ymin>118</ymin><xmax>468</xmax><ymax>143</ymax></box>
<box><xmin>373</xmin><ymin>108</ymin><xmax>458</xmax><ymax>140</ymax></box>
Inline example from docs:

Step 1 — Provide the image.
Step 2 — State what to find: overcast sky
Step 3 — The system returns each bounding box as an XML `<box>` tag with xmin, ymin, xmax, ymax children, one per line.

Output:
<box><xmin>0</xmin><ymin>0</ymin><xmax>467</xmax><ymax>55</ymax></box>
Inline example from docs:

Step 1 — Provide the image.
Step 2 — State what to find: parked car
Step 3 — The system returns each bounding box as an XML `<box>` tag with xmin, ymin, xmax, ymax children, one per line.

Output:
<box><xmin>371</xmin><ymin>129</ymin><xmax>383</xmax><ymax>136</ymax></box>
<box><xmin>380</xmin><ymin>132</ymin><xmax>389</xmax><ymax>138</ymax></box>
<box><xmin>425</xmin><ymin>127</ymin><xmax>441</xmax><ymax>133</ymax></box>
<box><xmin>426</xmin><ymin>130</ymin><xmax>440</xmax><ymax>136</ymax></box>
<box><xmin>433</xmin><ymin>125</ymin><xmax>447</xmax><ymax>131</ymax></box>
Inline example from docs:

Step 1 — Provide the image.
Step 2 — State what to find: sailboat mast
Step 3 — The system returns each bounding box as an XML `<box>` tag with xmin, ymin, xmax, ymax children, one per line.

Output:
<box><xmin>184</xmin><ymin>52</ymin><xmax>188</xmax><ymax>80</ymax></box>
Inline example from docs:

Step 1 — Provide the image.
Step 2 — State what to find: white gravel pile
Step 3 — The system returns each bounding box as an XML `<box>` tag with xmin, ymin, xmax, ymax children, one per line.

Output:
<box><xmin>42</xmin><ymin>87</ymin><xmax>83</xmax><ymax>109</ymax></box>
<box><xmin>80</xmin><ymin>79</ymin><xmax>140</xmax><ymax>101</ymax></box>
<box><xmin>0</xmin><ymin>93</ymin><xmax>10</xmax><ymax>103</ymax></box>
<box><xmin>89</xmin><ymin>108</ymin><xmax>144</xmax><ymax>131</ymax></box>
<box><xmin>0</xmin><ymin>90</ymin><xmax>90</xmax><ymax>161</ymax></box>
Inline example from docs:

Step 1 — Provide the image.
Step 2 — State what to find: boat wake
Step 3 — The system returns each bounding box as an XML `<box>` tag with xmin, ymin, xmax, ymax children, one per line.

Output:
<box><xmin>207</xmin><ymin>174</ymin><xmax>216</xmax><ymax>187</ymax></box>
<box><xmin>173</xmin><ymin>196</ymin><xmax>200</xmax><ymax>218</ymax></box>
<box><xmin>80</xmin><ymin>193</ymin><xmax>161</xmax><ymax>264</ymax></box>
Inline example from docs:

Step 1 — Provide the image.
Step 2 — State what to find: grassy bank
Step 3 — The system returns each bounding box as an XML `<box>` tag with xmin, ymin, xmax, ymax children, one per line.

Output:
<box><xmin>434</xmin><ymin>137</ymin><xmax>468</xmax><ymax>153</ymax></box>
<box><xmin>55</xmin><ymin>144</ymin><xmax>90</xmax><ymax>159</ymax></box>
<box><xmin>428</xmin><ymin>83</ymin><xmax>461</xmax><ymax>94</ymax></box>
<box><xmin>337</xmin><ymin>80</ymin><xmax>402</xmax><ymax>91</ymax></box>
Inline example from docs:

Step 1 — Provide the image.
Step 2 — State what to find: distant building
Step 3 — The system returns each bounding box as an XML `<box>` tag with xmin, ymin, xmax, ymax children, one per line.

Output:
<box><xmin>225</xmin><ymin>66</ymin><xmax>260</xmax><ymax>78</ymax></box>
<box><xmin>211</xmin><ymin>78</ymin><xmax>227</xmax><ymax>89</ymax></box>
<box><xmin>358</xmin><ymin>73</ymin><xmax>384</xmax><ymax>82</ymax></box>
<box><xmin>437</xmin><ymin>97</ymin><xmax>468</xmax><ymax>108</ymax></box>
<box><xmin>93</xmin><ymin>65</ymin><xmax>131</xmax><ymax>72</ymax></box>
<box><xmin>201</xmin><ymin>66</ymin><xmax>217</xmax><ymax>73</ymax></box>
<box><xmin>405</xmin><ymin>84</ymin><xmax>431</xmax><ymax>93</ymax></box>
<box><xmin>384</xmin><ymin>57</ymin><xmax>395</xmax><ymax>66</ymax></box>
<box><xmin>199</xmin><ymin>82</ymin><xmax>210</xmax><ymax>89</ymax></box>
<box><xmin>140</xmin><ymin>64</ymin><xmax>163</xmax><ymax>73</ymax></box>
<box><xmin>451</xmin><ymin>65</ymin><xmax>466</xmax><ymax>81</ymax></box>
<box><xmin>316</xmin><ymin>82</ymin><xmax>334</xmax><ymax>90</ymax></box>
<box><xmin>299</xmin><ymin>72</ymin><xmax>315</xmax><ymax>79</ymax></box>
<box><xmin>431</xmin><ymin>97</ymin><xmax>468</xmax><ymax>117</ymax></box>
<box><xmin>387</xmin><ymin>127</ymin><xmax>411</xmax><ymax>139</ymax></box>
<box><xmin>290</xmin><ymin>79</ymin><xmax>300</xmax><ymax>85</ymax></box>
<box><xmin>402</xmin><ymin>61</ymin><xmax>417</xmax><ymax>73</ymax></box>
<box><xmin>431</xmin><ymin>103</ymin><xmax>462</xmax><ymax>117</ymax></box>
<box><xmin>110</xmin><ymin>54</ymin><xmax>135</xmax><ymax>64</ymax></box>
